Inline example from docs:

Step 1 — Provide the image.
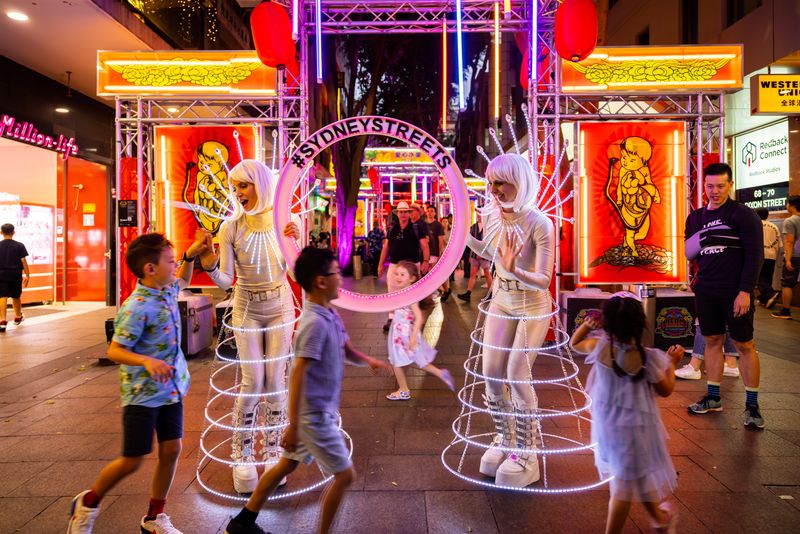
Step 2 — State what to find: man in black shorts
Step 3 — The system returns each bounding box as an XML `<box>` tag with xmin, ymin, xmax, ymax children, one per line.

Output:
<box><xmin>684</xmin><ymin>163</ymin><xmax>765</xmax><ymax>429</ymax></box>
<box><xmin>0</xmin><ymin>223</ymin><xmax>30</xmax><ymax>332</ymax></box>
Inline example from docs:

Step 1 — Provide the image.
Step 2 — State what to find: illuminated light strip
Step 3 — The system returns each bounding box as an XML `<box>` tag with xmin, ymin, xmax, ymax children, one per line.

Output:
<box><xmin>470</xmin><ymin>329</ymin><xmax>570</xmax><ymax>353</ymax></box>
<box><xmin>455</xmin><ymin>0</ymin><xmax>466</xmax><ymax>110</ymax></box>
<box><xmin>450</xmin><ymin>419</ymin><xmax>596</xmax><ymax>455</ymax></box>
<box><xmin>422</xmin><ymin>176</ymin><xmax>428</xmax><ymax>203</ymax></box>
<box><xmin>222</xmin><ymin>314</ymin><xmax>301</xmax><ymax>333</ymax></box>
<box><xmin>604</xmin><ymin>53</ymin><xmax>737</xmax><ymax>62</ymax></box>
<box><xmin>104</xmin><ymin>58</ymin><xmax>263</xmax><ymax>66</ymax></box>
<box><xmin>493</xmin><ymin>1</ymin><xmax>500</xmax><ymax>121</ymax></box>
<box><xmin>389</xmin><ymin>175</ymin><xmax>394</xmax><ymax>204</ymax></box>
<box><xmin>160</xmin><ymin>135</ymin><xmax>171</xmax><ymax>241</ymax></box>
<box><xmin>458</xmin><ymin>383</ymin><xmax>592</xmax><ymax>419</ymax></box>
<box><xmin>315</xmin><ymin>0</ymin><xmax>323</xmax><ymax>83</ymax></box>
<box><xmin>476</xmin><ymin>298</ymin><xmax>560</xmax><ymax>320</ymax></box>
<box><xmin>411</xmin><ymin>176</ymin><xmax>417</xmax><ymax>202</ymax></box>
<box><xmin>530</xmin><ymin>0</ymin><xmax>537</xmax><ymax>87</ymax></box>
<box><xmin>442</xmin><ymin>17</ymin><xmax>448</xmax><ymax>131</ymax></box>
<box><xmin>101</xmin><ymin>86</ymin><xmax>276</xmax><ymax>95</ymax></box>
<box><xmin>580</xmin><ymin>130</ymin><xmax>588</xmax><ymax>278</ymax></box>
<box><xmin>233</xmin><ymin>130</ymin><xmax>244</xmax><ymax>161</ymax></box>
<box><xmin>441</xmin><ymin>445</ymin><xmax>613</xmax><ymax>494</ymax></box>
<box><xmin>362</xmin><ymin>161</ymin><xmax>440</xmax><ymax>167</ymax></box>
<box><xmin>671</xmin><ymin>175</ymin><xmax>678</xmax><ymax>278</ymax></box>
<box><xmin>608</xmin><ymin>79</ymin><xmax>737</xmax><ymax>87</ymax></box>
<box><xmin>204</xmin><ymin>395</ymin><xmax>288</xmax><ymax>432</ymax></box>
<box><xmin>209</xmin><ymin>365</ymin><xmax>292</xmax><ymax>396</ymax></box>
<box><xmin>503</xmin><ymin>0</ymin><xmax>511</xmax><ymax>14</ymax></box>
<box><xmin>462</xmin><ymin>354</ymin><xmax>580</xmax><ymax>385</ymax></box>
<box><xmin>292</xmin><ymin>0</ymin><xmax>299</xmax><ymax>41</ymax></box>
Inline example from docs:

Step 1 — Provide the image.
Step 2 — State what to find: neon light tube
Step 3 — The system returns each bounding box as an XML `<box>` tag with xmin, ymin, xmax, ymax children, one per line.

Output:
<box><xmin>389</xmin><ymin>176</ymin><xmax>394</xmax><ymax>204</ymax></box>
<box><xmin>292</xmin><ymin>0</ymin><xmax>299</xmax><ymax>41</ymax></box>
<box><xmin>315</xmin><ymin>0</ymin><xmax>323</xmax><ymax>83</ymax></box>
<box><xmin>504</xmin><ymin>1</ymin><xmax>512</xmax><ymax>14</ymax></box>
<box><xmin>411</xmin><ymin>176</ymin><xmax>417</xmax><ymax>202</ymax></box>
<box><xmin>456</xmin><ymin>0</ymin><xmax>466</xmax><ymax>111</ymax></box>
<box><xmin>442</xmin><ymin>18</ymin><xmax>448</xmax><ymax>131</ymax></box>
<box><xmin>494</xmin><ymin>2</ymin><xmax>500</xmax><ymax>120</ymax></box>
<box><xmin>530</xmin><ymin>0</ymin><xmax>537</xmax><ymax>87</ymax></box>
<box><xmin>671</xmin><ymin>176</ymin><xmax>678</xmax><ymax>277</ymax></box>
<box><xmin>160</xmin><ymin>135</ymin><xmax>170</xmax><ymax>241</ymax></box>
<box><xmin>422</xmin><ymin>176</ymin><xmax>428</xmax><ymax>203</ymax></box>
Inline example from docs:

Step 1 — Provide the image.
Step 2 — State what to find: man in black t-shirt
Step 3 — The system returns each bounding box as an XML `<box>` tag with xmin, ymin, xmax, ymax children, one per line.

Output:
<box><xmin>0</xmin><ymin>223</ymin><xmax>30</xmax><ymax>332</ymax></box>
<box><xmin>683</xmin><ymin>163</ymin><xmax>765</xmax><ymax>429</ymax></box>
<box><xmin>425</xmin><ymin>205</ymin><xmax>445</xmax><ymax>265</ymax></box>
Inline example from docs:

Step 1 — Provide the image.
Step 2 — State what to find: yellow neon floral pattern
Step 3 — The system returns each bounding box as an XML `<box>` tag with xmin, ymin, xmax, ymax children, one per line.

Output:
<box><xmin>571</xmin><ymin>57</ymin><xmax>732</xmax><ymax>86</ymax></box>
<box><xmin>109</xmin><ymin>59</ymin><xmax>263</xmax><ymax>87</ymax></box>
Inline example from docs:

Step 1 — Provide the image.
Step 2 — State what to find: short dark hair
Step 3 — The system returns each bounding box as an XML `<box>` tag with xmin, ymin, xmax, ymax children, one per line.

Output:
<box><xmin>1</xmin><ymin>223</ymin><xmax>14</xmax><ymax>236</ymax></box>
<box><xmin>788</xmin><ymin>195</ymin><xmax>800</xmax><ymax>211</ymax></box>
<box><xmin>125</xmin><ymin>233</ymin><xmax>173</xmax><ymax>279</ymax></box>
<box><xmin>756</xmin><ymin>207</ymin><xmax>769</xmax><ymax>220</ymax></box>
<box><xmin>294</xmin><ymin>246</ymin><xmax>336</xmax><ymax>292</ymax></box>
<box><xmin>703</xmin><ymin>162</ymin><xmax>733</xmax><ymax>182</ymax></box>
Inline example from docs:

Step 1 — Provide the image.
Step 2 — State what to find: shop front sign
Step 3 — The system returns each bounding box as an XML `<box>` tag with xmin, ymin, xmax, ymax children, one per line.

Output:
<box><xmin>0</xmin><ymin>114</ymin><xmax>78</xmax><ymax>159</ymax></box>
<box><xmin>751</xmin><ymin>74</ymin><xmax>800</xmax><ymax>115</ymax></box>
<box><xmin>734</xmin><ymin>120</ymin><xmax>789</xmax><ymax>211</ymax></box>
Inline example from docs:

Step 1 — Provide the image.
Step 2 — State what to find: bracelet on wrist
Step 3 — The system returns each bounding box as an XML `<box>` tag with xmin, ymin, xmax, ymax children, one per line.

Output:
<box><xmin>181</xmin><ymin>252</ymin><xmax>197</xmax><ymax>263</ymax></box>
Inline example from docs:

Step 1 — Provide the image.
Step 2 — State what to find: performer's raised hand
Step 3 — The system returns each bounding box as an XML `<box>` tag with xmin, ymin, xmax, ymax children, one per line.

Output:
<box><xmin>497</xmin><ymin>229</ymin><xmax>523</xmax><ymax>273</ymax></box>
<box><xmin>186</xmin><ymin>228</ymin><xmax>211</xmax><ymax>259</ymax></box>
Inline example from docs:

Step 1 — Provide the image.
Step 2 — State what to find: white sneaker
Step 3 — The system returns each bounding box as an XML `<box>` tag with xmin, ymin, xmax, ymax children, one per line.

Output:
<box><xmin>675</xmin><ymin>364</ymin><xmax>701</xmax><ymax>380</ymax></box>
<box><xmin>723</xmin><ymin>364</ymin><xmax>740</xmax><ymax>378</ymax></box>
<box><xmin>233</xmin><ymin>464</ymin><xmax>259</xmax><ymax>494</ymax></box>
<box><xmin>67</xmin><ymin>491</ymin><xmax>99</xmax><ymax>534</ymax></box>
<box><xmin>140</xmin><ymin>513</ymin><xmax>182</xmax><ymax>534</ymax></box>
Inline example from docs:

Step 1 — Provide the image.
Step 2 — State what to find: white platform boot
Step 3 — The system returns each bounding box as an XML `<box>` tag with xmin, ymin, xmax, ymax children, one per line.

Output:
<box><xmin>479</xmin><ymin>394</ymin><xmax>515</xmax><ymax>477</ymax></box>
<box><xmin>231</xmin><ymin>406</ymin><xmax>259</xmax><ymax>494</ymax></box>
<box><xmin>495</xmin><ymin>403</ymin><xmax>540</xmax><ymax>487</ymax></box>
<box><xmin>261</xmin><ymin>401</ymin><xmax>288</xmax><ymax>486</ymax></box>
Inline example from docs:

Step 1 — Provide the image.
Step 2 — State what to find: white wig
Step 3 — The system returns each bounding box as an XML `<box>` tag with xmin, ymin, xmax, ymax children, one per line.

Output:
<box><xmin>228</xmin><ymin>159</ymin><xmax>276</xmax><ymax>219</ymax></box>
<box><xmin>482</xmin><ymin>153</ymin><xmax>540</xmax><ymax>215</ymax></box>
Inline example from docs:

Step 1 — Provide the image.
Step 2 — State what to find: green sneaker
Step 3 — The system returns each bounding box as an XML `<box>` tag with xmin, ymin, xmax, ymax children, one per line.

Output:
<box><xmin>688</xmin><ymin>395</ymin><xmax>722</xmax><ymax>414</ymax></box>
<box><xmin>744</xmin><ymin>404</ymin><xmax>765</xmax><ymax>429</ymax></box>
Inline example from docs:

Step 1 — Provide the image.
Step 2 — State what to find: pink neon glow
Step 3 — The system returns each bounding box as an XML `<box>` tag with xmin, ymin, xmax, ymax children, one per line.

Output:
<box><xmin>0</xmin><ymin>114</ymin><xmax>78</xmax><ymax>160</ymax></box>
<box><xmin>275</xmin><ymin>116</ymin><xmax>469</xmax><ymax>313</ymax></box>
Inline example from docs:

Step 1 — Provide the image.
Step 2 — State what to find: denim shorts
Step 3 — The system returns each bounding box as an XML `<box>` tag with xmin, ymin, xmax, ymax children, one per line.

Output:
<box><xmin>282</xmin><ymin>411</ymin><xmax>352</xmax><ymax>475</ymax></box>
<box><xmin>691</xmin><ymin>324</ymin><xmax>738</xmax><ymax>359</ymax></box>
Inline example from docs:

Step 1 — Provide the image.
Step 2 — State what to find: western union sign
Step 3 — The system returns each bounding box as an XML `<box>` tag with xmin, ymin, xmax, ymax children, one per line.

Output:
<box><xmin>751</xmin><ymin>74</ymin><xmax>800</xmax><ymax>115</ymax></box>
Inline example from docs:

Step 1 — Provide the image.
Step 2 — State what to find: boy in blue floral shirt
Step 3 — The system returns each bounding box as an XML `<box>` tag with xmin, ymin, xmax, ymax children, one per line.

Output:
<box><xmin>68</xmin><ymin>232</ymin><xmax>208</xmax><ymax>534</ymax></box>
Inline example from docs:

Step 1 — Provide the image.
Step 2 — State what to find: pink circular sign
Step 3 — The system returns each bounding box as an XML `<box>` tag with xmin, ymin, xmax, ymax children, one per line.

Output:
<box><xmin>274</xmin><ymin>116</ymin><xmax>469</xmax><ymax>312</ymax></box>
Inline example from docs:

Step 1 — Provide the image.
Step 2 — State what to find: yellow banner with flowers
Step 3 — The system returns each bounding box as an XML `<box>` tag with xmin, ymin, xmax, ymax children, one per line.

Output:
<box><xmin>97</xmin><ymin>51</ymin><xmax>276</xmax><ymax>97</ymax></box>
<box><xmin>561</xmin><ymin>45</ymin><xmax>742</xmax><ymax>93</ymax></box>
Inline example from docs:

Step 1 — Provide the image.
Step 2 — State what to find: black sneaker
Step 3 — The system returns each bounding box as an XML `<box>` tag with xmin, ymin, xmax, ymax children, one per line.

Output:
<box><xmin>771</xmin><ymin>309</ymin><xmax>792</xmax><ymax>319</ymax></box>
<box><xmin>224</xmin><ymin>519</ymin><xmax>268</xmax><ymax>534</ymax></box>
<box><xmin>457</xmin><ymin>291</ymin><xmax>471</xmax><ymax>302</ymax></box>
<box><xmin>766</xmin><ymin>293</ymin><xmax>780</xmax><ymax>309</ymax></box>
<box><xmin>688</xmin><ymin>395</ymin><xmax>722</xmax><ymax>414</ymax></box>
<box><xmin>744</xmin><ymin>404</ymin><xmax>765</xmax><ymax>429</ymax></box>
<box><xmin>382</xmin><ymin>319</ymin><xmax>392</xmax><ymax>333</ymax></box>
<box><xmin>441</xmin><ymin>290</ymin><xmax>451</xmax><ymax>302</ymax></box>
<box><xmin>0</xmin><ymin>321</ymin><xmax>6</xmax><ymax>333</ymax></box>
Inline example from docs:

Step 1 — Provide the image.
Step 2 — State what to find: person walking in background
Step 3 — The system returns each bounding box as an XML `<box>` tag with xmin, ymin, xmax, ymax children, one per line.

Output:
<box><xmin>440</xmin><ymin>213</ymin><xmax>453</xmax><ymax>301</ymax></box>
<box><xmin>675</xmin><ymin>320</ymin><xmax>739</xmax><ymax>380</ymax></box>
<box><xmin>0</xmin><ymin>223</ymin><xmax>30</xmax><ymax>332</ymax></box>
<box><xmin>365</xmin><ymin>220</ymin><xmax>385</xmax><ymax>277</ymax></box>
<box><xmin>458</xmin><ymin>214</ymin><xmax>493</xmax><ymax>303</ymax></box>
<box><xmin>756</xmin><ymin>208</ymin><xmax>781</xmax><ymax>309</ymax></box>
<box><xmin>684</xmin><ymin>163</ymin><xmax>764</xmax><ymax>429</ymax></box>
<box><xmin>572</xmin><ymin>293</ymin><xmax>683</xmax><ymax>534</ymax></box>
<box><xmin>772</xmin><ymin>195</ymin><xmax>800</xmax><ymax>320</ymax></box>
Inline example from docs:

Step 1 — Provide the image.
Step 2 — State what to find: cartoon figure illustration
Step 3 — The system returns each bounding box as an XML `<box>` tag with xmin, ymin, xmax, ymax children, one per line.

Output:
<box><xmin>606</xmin><ymin>136</ymin><xmax>661</xmax><ymax>257</ymax></box>
<box><xmin>184</xmin><ymin>141</ymin><xmax>232</xmax><ymax>235</ymax></box>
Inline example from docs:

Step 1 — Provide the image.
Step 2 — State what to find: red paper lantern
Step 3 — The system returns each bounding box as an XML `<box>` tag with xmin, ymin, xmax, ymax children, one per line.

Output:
<box><xmin>368</xmin><ymin>167</ymin><xmax>381</xmax><ymax>194</ymax></box>
<box><xmin>554</xmin><ymin>0</ymin><xmax>598</xmax><ymax>63</ymax></box>
<box><xmin>251</xmin><ymin>1</ymin><xmax>296</xmax><ymax>68</ymax></box>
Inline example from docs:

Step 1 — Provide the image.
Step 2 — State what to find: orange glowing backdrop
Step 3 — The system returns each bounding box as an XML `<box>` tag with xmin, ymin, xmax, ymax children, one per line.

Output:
<box><xmin>577</xmin><ymin>121</ymin><xmax>687</xmax><ymax>284</ymax></box>
<box><xmin>155</xmin><ymin>125</ymin><xmax>260</xmax><ymax>286</ymax></box>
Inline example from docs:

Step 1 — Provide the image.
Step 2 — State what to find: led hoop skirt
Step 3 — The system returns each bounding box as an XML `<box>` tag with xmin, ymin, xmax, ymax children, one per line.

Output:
<box><xmin>442</xmin><ymin>295</ymin><xmax>612</xmax><ymax>493</ymax></box>
<box><xmin>274</xmin><ymin>116</ymin><xmax>470</xmax><ymax>313</ymax></box>
<box><xmin>197</xmin><ymin>297</ymin><xmax>353</xmax><ymax>502</ymax></box>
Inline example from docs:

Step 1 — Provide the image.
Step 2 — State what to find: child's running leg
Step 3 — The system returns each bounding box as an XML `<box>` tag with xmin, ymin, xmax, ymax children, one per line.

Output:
<box><xmin>151</xmin><ymin>438</ymin><xmax>181</xmax><ymax>499</ymax></box>
<box><xmin>91</xmin><ymin>455</ymin><xmax>144</xmax><ymax>496</ymax></box>
<box><xmin>318</xmin><ymin>467</ymin><xmax>355</xmax><ymax>534</ymax></box>
<box><xmin>420</xmin><ymin>364</ymin><xmax>454</xmax><ymax>391</ymax></box>
<box><xmin>246</xmin><ymin>458</ymin><xmax>299</xmax><ymax>513</ymax></box>
<box><xmin>605</xmin><ymin>497</ymin><xmax>632</xmax><ymax>534</ymax></box>
<box><xmin>391</xmin><ymin>366</ymin><xmax>410</xmax><ymax>393</ymax></box>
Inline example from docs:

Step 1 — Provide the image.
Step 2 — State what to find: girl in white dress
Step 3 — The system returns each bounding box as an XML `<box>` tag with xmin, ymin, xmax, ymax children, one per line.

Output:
<box><xmin>571</xmin><ymin>292</ymin><xmax>683</xmax><ymax>534</ymax></box>
<box><xmin>385</xmin><ymin>261</ymin><xmax>454</xmax><ymax>400</ymax></box>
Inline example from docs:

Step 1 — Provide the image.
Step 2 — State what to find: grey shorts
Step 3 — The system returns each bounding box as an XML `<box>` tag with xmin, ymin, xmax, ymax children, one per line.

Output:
<box><xmin>282</xmin><ymin>411</ymin><xmax>352</xmax><ymax>475</ymax></box>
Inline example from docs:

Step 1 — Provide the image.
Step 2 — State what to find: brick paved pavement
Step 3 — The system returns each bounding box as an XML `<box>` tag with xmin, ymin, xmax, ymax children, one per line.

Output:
<box><xmin>1</xmin><ymin>290</ymin><xmax>799</xmax><ymax>533</ymax></box>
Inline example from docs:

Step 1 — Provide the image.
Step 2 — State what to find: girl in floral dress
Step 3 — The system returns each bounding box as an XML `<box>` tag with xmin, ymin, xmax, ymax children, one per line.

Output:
<box><xmin>385</xmin><ymin>261</ymin><xmax>455</xmax><ymax>400</ymax></box>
